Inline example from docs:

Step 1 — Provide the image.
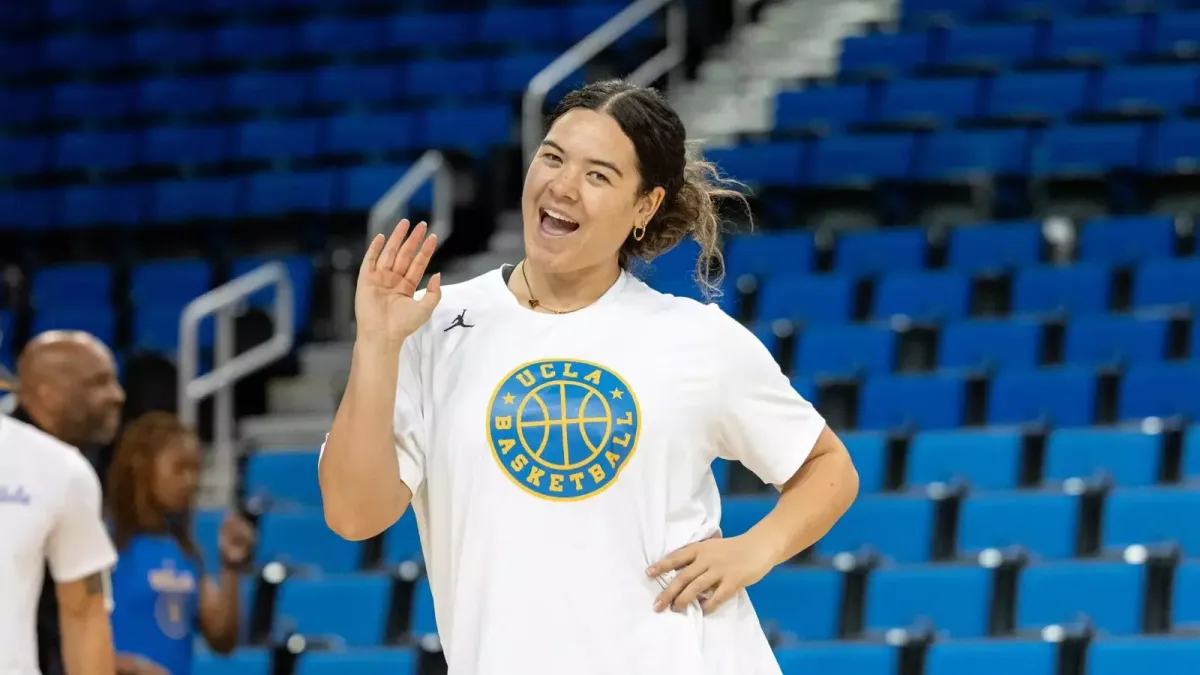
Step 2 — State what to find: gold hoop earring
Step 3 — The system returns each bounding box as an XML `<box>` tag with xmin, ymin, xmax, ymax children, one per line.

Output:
<box><xmin>633</xmin><ymin>223</ymin><xmax>646</xmax><ymax>241</ymax></box>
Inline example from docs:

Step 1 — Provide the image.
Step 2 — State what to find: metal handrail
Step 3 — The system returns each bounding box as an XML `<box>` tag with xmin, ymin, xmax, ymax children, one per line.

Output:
<box><xmin>368</xmin><ymin>149</ymin><xmax>455</xmax><ymax>243</ymax></box>
<box><xmin>521</xmin><ymin>0</ymin><xmax>688</xmax><ymax>162</ymax></box>
<box><xmin>178</xmin><ymin>262</ymin><xmax>295</xmax><ymax>499</ymax></box>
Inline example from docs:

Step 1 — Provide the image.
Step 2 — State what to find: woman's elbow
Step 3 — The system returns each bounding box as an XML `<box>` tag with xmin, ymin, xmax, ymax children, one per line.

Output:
<box><xmin>323</xmin><ymin>507</ymin><xmax>387</xmax><ymax>542</ymax></box>
<box><xmin>836</xmin><ymin>448</ymin><xmax>860</xmax><ymax>510</ymax></box>
<box><xmin>206</xmin><ymin>633</ymin><xmax>237</xmax><ymax>655</ymax></box>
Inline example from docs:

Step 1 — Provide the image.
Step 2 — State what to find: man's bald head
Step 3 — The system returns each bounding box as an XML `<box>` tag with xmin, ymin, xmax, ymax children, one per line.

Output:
<box><xmin>17</xmin><ymin>330</ymin><xmax>125</xmax><ymax>448</ymax></box>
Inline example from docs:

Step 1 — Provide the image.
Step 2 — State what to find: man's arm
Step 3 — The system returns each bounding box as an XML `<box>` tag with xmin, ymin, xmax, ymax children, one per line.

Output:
<box><xmin>56</xmin><ymin>570</ymin><xmax>116</xmax><ymax>675</ymax></box>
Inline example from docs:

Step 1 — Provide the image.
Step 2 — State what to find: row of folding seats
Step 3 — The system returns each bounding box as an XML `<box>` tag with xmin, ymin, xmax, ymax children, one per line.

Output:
<box><xmin>841</xmin><ymin>12</ymin><xmax>1200</xmax><ymax>79</ymax></box>
<box><xmin>3</xmin><ymin>107</ymin><xmax>517</xmax><ymax>178</ymax></box>
<box><xmin>808</xmin><ymin>364</ymin><xmax>1199</xmax><ymax>428</ymax></box>
<box><xmin>723</xmin><ymin>489</ymin><xmax>1200</xmax><ymax>563</ymax></box>
<box><xmin>770</xmin><ymin>315</ymin><xmax>1198</xmax><ymax>377</ymax></box>
<box><xmin>246</xmin><ymin>426</ymin><xmax>1200</xmax><ymax>508</ymax></box>
<box><xmin>248</xmin><ymin>557</ymin><xmax>1200</xmax><ymax>645</ymax></box>
<box><xmin>710</xmin><ymin>121</ymin><xmax>1200</xmax><ymax>189</ymax></box>
<box><xmin>698</xmin><ymin>217</ymin><xmax>1183</xmax><ymax>280</ymax></box>
<box><xmin>840</xmin><ymin>427</ymin><xmax>1200</xmax><ymax>494</ymax></box>
<box><xmin>1</xmin><ymin>165</ymin><xmax>439</xmax><ymax>230</ymax></box>
<box><xmin>748</xmin><ymin>261</ymin><xmax>1200</xmax><ymax>325</ymax></box>
<box><xmin>194</xmin><ymin>638</ymin><xmax>1200</xmax><ymax>675</ymax></box>
<box><xmin>901</xmin><ymin>0</ymin><xmax>1200</xmax><ymax>29</ymax></box>
<box><xmin>776</xmin><ymin>65</ymin><xmax>1200</xmax><ymax>135</ymax></box>
<box><xmin>6</xmin><ymin>4</ymin><xmax>641</xmax><ymax>75</ymax></box>
<box><xmin>1</xmin><ymin>59</ymin><xmax>578</xmax><ymax>131</ymax></box>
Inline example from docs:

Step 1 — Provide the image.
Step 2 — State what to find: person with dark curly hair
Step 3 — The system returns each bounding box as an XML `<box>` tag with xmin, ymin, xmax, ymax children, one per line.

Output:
<box><xmin>106</xmin><ymin>412</ymin><xmax>253</xmax><ymax>675</ymax></box>
<box><xmin>319</xmin><ymin>79</ymin><xmax>860</xmax><ymax>675</ymax></box>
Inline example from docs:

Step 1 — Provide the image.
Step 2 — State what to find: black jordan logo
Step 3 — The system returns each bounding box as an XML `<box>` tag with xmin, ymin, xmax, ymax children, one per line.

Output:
<box><xmin>444</xmin><ymin>310</ymin><xmax>474</xmax><ymax>332</ymax></box>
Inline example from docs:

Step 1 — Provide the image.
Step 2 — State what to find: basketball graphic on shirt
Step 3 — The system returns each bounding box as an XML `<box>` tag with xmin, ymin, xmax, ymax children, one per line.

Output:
<box><xmin>487</xmin><ymin>359</ymin><xmax>641</xmax><ymax>501</ymax></box>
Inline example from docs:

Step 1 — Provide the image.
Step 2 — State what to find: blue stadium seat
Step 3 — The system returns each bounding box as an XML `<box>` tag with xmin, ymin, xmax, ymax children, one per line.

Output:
<box><xmin>55</xmin><ymin>130</ymin><xmax>139</xmax><ymax>172</ymax></box>
<box><xmin>987</xmin><ymin>368</ymin><xmax>1096</xmax><ymax>427</ymax></box>
<box><xmin>405</xmin><ymin>59</ymin><xmax>490</xmax><ymax>98</ymax></box>
<box><xmin>153</xmin><ymin>178</ymin><xmax>242</xmax><ymax>222</ymax></box>
<box><xmin>298</xmin><ymin>18</ymin><xmax>383</xmax><ymax>56</ymax></box>
<box><xmin>212</xmin><ymin>25</ymin><xmax>297</xmax><ymax>62</ymax></box>
<box><xmin>774</xmin><ymin>85</ymin><xmax>872</xmax><ymax>134</ymax></box>
<box><xmin>1045</xmin><ymin>429</ymin><xmax>1161</xmax><ymax>487</ymax></box>
<box><xmin>810</xmin><ymin>134</ymin><xmax>916</xmax><ymax>186</ymax></box>
<box><xmin>275</xmin><ymin>576</ymin><xmax>391</xmax><ymax>646</ymax></box>
<box><xmin>1</xmin><ymin>136</ymin><xmax>49</xmax><ymax>177</ymax></box>
<box><xmin>325</xmin><ymin>114</ymin><xmax>417</xmax><ymax>156</ymax></box>
<box><xmin>1095</xmin><ymin>65</ymin><xmax>1200</xmax><ymax>118</ymax></box>
<box><xmin>30</xmin><ymin>264</ymin><xmax>112</xmax><ymax>307</ymax></box>
<box><xmin>132</xmin><ymin>305</ymin><xmax>214</xmax><ymax>353</ymax></box>
<box><xmin>0</xmin><ymin>309</ymin><xmax>13</xmax><ymax>368</ymax></box>
<box><xmin>127</xmin><ymin>27</ymin><xmax>208</xmax><ymax>66</ymax></box>
<box><xmin>40</xmin><ymin>33</ymin><xmax>127</xmax><ymax>71</ymax></box>
<box><xmin>860</xmin><ymin>374</ymin><xmax>965</xmax><ymax>430</ymax></box>
<box><xmin>842</xmin><ymin>433</ymin><xmax>888</xmax><ymax>494</ymax></box>
<box><xmin>256</xmin><ymin>510</ymin><xmax>362</xmax><ymax>574</ymax></box>
<box><xmin>925</xmin><ymin>640</ymin><xmax>1057</xmax><ymax>675</ymax></box>
<box><xmin>340</xmin><ymin>165</ymin><xmax>432</xmax><ymax>211</ymax></box>
<box><xmin>1101</xmin><ymin>488</ymin><xmax>1200</xmax><ymax>556</ymax></box>
<box><xmin>815</xmin><ymin>495</ymin><xmax>934</xmax><ymax>563</ymax></box>
<box><xmin>141</xmin><ymin>125</ymin><xmax>232</xmax><ymax>167</ymax></box>
<box><xmin>776</xmin><ymin>643</ymin><xmax>897</xmax><ymax>675</ymax></box>
<box><xmin>382</xmin><ymin>510</ymin><xmax>422</xmax><ymax>565</ymax></box>
<box><xmin>237</xmin><ymin>120</ymin><xmax>322</xmax><ymax>163</ymax></box>
<box><xmin>915</xmin><ymin>129</ymin><xmax>1031</xmax><ymax>182</ymax></box>
<box><xmin>723</xmin><ymin>232</ymin><xmax>815</xmax><ymax>279</ymax></box>
<box><xmin>1184</xmin><ymin>427</ymin><xmax>1200</xmax><ymax>483</ymax></box>
<box><xmin>0</xmin><ymin>87</ymin><xmax>45</xmax><ymax>125</ymax></box>
<box><xmin>0</xmin><ymin>189</ymin><xmax>55</xmax><ymax>230</ymax></box>
<box><xmin>876</xmin><ymin>77</ymin><xmax>980</xmax><ymax>128</ymax></box>
<box><xmin>1034</xmin><ymin>124</ymin><xmax>1145</xmax><ymax>178</ymax></box>
<box><xmin>137</xmin><ymin>76</ymin><xmax>224</xmax><ymax>117</ymax></box>
<box><xmin>959</xmin><ymin>493</ymin><xmax>1079</xmax><ymax>560</ymax></box>
<box><xmin>796</xmin><ymin>325</ymin><xmax>896</xmax><ymax>378</ymax></box>
<box><xmin>130</xmin><ymin>258</ymin><xmax>212</xmax><ymax>305</ymax></box>
<box><xmin>938</xmin><ymin>320</ymin><xmax>1042</xmax><ymax>372</ymax></box>
<box><xmin>1077</xmin><ymin>215</ymin><xmax>1176</xmax><ymax>264</ymax></box>
<box><xmin>60</xmin><ymin>184</ymin><xmax>147</xmax><ymax>228</ymax></box>
<box><xmin>245</xmin><ymin>172</ymin><xmax>336</xmax><ymax>216</ymax></box>
<box><xmin>295</xmin><ymin>650</ymin><xmax>416</xmax><ymax>675</ymax></box>
<box><xmin>749</xmin><ymin>567</ymin><xmax>843</xmax><ymax>641</ymax></box>
<box><xmin>1118</xmin><ymin>363</ymin><xmax>1200</xmax><ymax>420</ymax></box>
<box><xmin>835</xmin><ymin>228</ymin><xmax>927</xmax><ymax>277</ymax></box>
<box><xmin>872</xmin><ymin>271</ymin><xmax>970</xmax><ymax>322</ymax></box>
<box><xmin>1089</xmin><ymin>638</ymin><xmax>1200</xmax><ymax>675</ymax></box>
<box><xmin>705</xmin><ymin>143</ymin><xmax>806</xmax><ymax>187</ymax></box>
<box><xmin>478</xmin><ymin>6</ymin><xmax>566</xmax><ymax>45</ymax></box>
<box><xmin>865</xmin><ymin>565</ymin><xmax>992</xmax><ymax>637</ymax></box>
<box><xmin>984</xmin><ymin>72</ymin><xmax>1091</xmax><ymax>123</ymax></box>
<box><xmin>756</xmin><ymin>276</ymin><xmax>855</xmax><ymax>325</ymax></box>
<box><xmin>311</xmin><ymin>65</ymin><xmax>399</xmax><ymax>105</ymax></box>
<box><xmin>1044</xmin><ymin>16</ymin><xmax>1145</xmax><ymax>64</ymax></box>
<box><xmin>838</xmin><ymin>32</ymin><xmax>930</xmax><ymax>78</ymax></box>
<box><xmin>1016</xmin><ymin>562</ymin><xmax>1144</xmax><ymax>635</ymax></box>
<box><xmin>938</xmin><ymin>24</ymin><xmax>1040</xmax><ymax>71</ymax></box>
<box><xmin>947</xmin><ymin>221</ymin><xmax>1043</xmax><ymax>273</ymax></box>
<box><xmin>385</xmin><ymin>13</ymin><xmax>477</xmax><ymax>49</ymax></box>
<box><xmin>421</xmin><ymin>104</ymin><xmax>513</xmax><ymax>153</ymax></box>
<box><xmin>1149</xmin><ymin>120</ymin><xmax>1200</xmax><ymax>175</ymax></box>
<box><xmin>223</xmin><ymin>72</ymin><xmax>310</xmax><ymax>113</ymax></box>
<box><xmin>1132</xmin><ymin>258</ymin><xmax>1200</xmax><ymax>309</ymax></box>
<box><xmin>1012</xmin><ymin>264</ymin><xmax>1111</xmax><ymax>316</ymax></box>
<box><xmin>1174</xmin><ymin>562</ymin><xmax>1200</xmax><ymax>631</ymax></box>
<box><xmin>193</xmin><ymin>648</ymin><xmax>271</xmax><ymax>675</ymax></box>
<box><xmin>1152</xmin><ymin>11</ymin><xmax>1200</xmax><ymax>59</ymax></box>
<box><xmin>721</xmin><ymin>496</ymin><xmax>774</xmax><ymax>538</ymax></box>
<box><xmin>1063</xmin><ymin>315</ymin><xmax>1168</xmax><ymax>366</ymax></box>
<box><xmin>243</xmin><ymin>451</ymin><xmax>321</xmax><ymax>508</ymax></box>
<box><xmin>907</xmin><ymin>429</ymin><xmax>1024</xmax><ymax>491</ymax></box>
<box><xmin>410</xmin><ymin>578</ymin><xmax>437</xmax><ymax>637</ymax></box>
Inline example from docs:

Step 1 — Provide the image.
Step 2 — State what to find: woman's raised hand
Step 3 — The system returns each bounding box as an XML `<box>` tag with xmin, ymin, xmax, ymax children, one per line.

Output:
<box><xmin>356</xmin><ymin>220</ymin><xmax>442</xmax><ymax>343</ymax></box>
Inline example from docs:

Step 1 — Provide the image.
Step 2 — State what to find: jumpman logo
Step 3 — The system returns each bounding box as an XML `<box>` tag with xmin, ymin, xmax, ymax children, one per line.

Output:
<box><xmin>444</xmin><ymin>310</ymin><xmax>474</xmax><ymax>332</ymax></box>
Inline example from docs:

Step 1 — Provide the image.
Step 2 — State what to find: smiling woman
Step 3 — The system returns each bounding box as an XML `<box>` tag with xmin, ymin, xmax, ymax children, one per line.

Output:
<box><xmin>318</xmin><ymin>79</ymin><xmax>859</xmax><ymax>675</ymax></box>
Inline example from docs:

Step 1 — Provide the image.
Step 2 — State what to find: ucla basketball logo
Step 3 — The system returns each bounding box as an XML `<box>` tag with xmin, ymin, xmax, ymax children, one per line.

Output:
<box><xmin>487</xmin><ymin>359</ymin><xmax>641</xmax><ymax>501</ymax></box>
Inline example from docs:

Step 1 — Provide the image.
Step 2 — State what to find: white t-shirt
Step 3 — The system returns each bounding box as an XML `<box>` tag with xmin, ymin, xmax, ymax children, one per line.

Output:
<box><xmin>0</xmin><ymin>417</ymin><xmax>118</xmax><ymax>675</ymax></box>
<box><xmin>331</xmin><ymin>267</ymin><xmax>826</xmax><ymax>675</ymax></box>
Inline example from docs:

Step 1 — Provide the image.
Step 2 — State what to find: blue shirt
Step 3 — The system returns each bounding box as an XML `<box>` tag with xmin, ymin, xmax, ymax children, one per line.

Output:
<box><xmin>110</xmin><ymin>534</ymin><xmax>201</xmax><ymax>675</ymax></box>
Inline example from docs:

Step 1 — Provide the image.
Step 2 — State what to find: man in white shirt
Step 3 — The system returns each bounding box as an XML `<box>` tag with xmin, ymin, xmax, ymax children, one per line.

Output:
<box><xmin>0</xmin><ymin>415</ymin><xmax>119</xmax><ymax>675</ymax></box>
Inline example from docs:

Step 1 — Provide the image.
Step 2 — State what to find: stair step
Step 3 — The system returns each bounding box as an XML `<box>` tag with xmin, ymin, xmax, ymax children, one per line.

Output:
<box><xmin>299</xmin><ymin>341</ymin><xmax>353</xmax><ymax>377</ymax></box>
<box><xmin>268</xmin><ymin>376</ymin><xmax>339</xmax><ymax>415</ymax></box>
<box><xmin>240</xmin><ymin>413</ymin><xmax>332</xmax><ymax>450</ymax></box>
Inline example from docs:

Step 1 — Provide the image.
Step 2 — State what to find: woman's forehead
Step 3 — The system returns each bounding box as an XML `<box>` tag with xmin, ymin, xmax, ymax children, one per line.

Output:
<box><xmin>546</xmin><ymin>109</ymin><xmax>639</xmax><ymax>173</ymax></box>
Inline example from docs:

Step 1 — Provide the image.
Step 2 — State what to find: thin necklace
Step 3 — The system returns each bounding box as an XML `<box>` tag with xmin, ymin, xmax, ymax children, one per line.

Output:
<box><xmin>519</xmin><ymin>260</ymin><xmax>572</xmax><ymax>314</ymax></box>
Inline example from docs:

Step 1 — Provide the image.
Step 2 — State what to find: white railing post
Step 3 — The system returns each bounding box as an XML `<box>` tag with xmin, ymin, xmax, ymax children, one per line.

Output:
<box><xmin>178</xmin><ymin>262</ymin><xmax>295</xmax><ymax>504</ymax></box>
<box><xmin>367</xmin><ymin>150</ymin><xmax>455</xmax><ymax>244</ymax></box>
<box><xmin>521</xmin><ymin>0</ymin><xmax>689</xmax><ymax>162</ymax></box>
